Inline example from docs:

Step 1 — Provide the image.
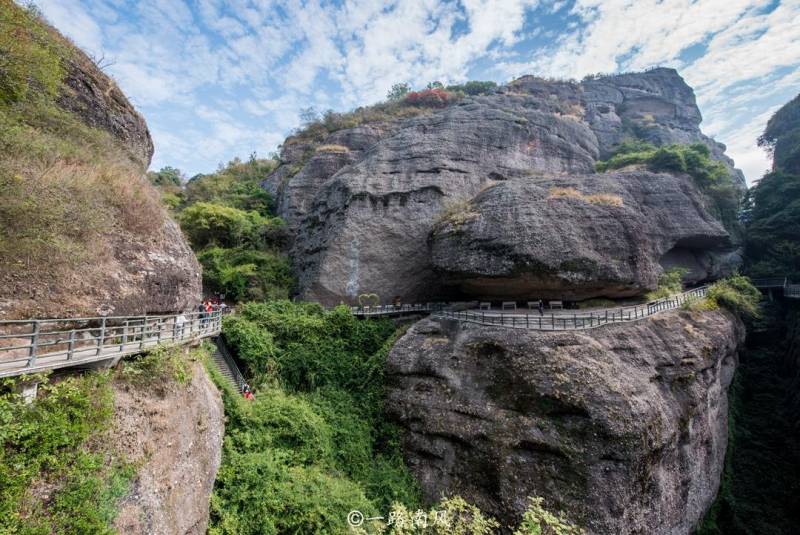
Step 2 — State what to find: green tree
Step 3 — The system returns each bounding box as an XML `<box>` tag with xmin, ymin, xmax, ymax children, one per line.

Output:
<box><xmin>387</xmin><ymin>82</ymin><xmax>411</xmax><ymax>101</ymax></box>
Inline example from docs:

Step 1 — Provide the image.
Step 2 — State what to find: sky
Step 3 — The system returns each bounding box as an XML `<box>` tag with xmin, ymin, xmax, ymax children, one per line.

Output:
<box><xmin>32</xmin><ymin>0</ymin><xmax>800</xmax><ymax>184</ymax></box>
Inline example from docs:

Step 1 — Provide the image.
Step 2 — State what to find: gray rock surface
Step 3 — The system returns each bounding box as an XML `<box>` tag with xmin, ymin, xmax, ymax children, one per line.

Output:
<box><xmin>57</xmin><ymin>46</ymin><xmax>154</xmax><ymax>170</ymax></box>
<box><xmin>264</xmin><ymin>68</ymin><xmax>742</xmax><ymax>306</ymax></box>
<box><xmin>429</xmin><ymin>170</ymin><xmax>735</xmax><ymax>300</ymax></box>
<box><xmin>386</xmin><ymin>310</ymin><xmax>744</xmax><ymax>534</ymax></box>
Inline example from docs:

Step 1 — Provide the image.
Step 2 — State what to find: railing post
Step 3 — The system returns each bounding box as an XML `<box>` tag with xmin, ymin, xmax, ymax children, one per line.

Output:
<box><xmin>27</xmin><ymin>321</ymin><xmax>40</xmax><ymax>368</ymax></box>
<box><xmin>121</xmin><ymin>321</ymin><xmax>129</xmax><ymax>351</ymax></box>
<box><xmin>96</xmin><ymin>317</ymin><xmax>107</xmax><ymax>356</ymax></box>
<box><xmin>140</xmin><ymin>316</ymin><xmax>148</xmax><ymax>350</ymax></box>
<box><xmin>67</xmin><ymin>329</ymin><xmax>76</xmax><ymax>360</ymax></box>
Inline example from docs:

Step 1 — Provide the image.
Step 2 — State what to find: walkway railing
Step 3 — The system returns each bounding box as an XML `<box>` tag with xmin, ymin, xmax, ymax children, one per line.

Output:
<box><xmin>350</xmin><ymin>303</ymin><xmax>445</xmax><ymax>316</ymax></box>
<box><xmin>751</xmin><ymin>277</ymin><xmax>800</xmax><ymax>299</ymax></box>
<box><xmin>430</xmin><ymin>286</ymin><xmax>710</xmax><ymax>330</ymax></box>
<box><xmin>0</xmin><ymin>310</ymin><xmax>223</xmax><ymax>378</ymax></box>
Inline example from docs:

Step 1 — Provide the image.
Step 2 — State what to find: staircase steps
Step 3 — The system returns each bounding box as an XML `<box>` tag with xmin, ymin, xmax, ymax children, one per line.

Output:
<box><xmin>209</xmin><ymin>337</ymin><xmax>245</xmax><ymax>393</ymax></box>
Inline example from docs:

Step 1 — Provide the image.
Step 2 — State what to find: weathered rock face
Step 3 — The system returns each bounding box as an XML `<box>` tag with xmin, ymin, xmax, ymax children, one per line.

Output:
<box><xmin>264</xmin><ymin>68</ymin><xmax>743</xmax><ymax>306</ymax></box>
<box><xmin>112</xmin><ymin>360</ymin><xmax>224</xmax><ymax>535</ymax></box>
<box><xmin>429</xmin><ymin>171</ymin><xmax>734</xmax><ymax>300</ymax></box>
<box><xmin>0</xmin><ymin>12</ymin><xmax>201</xmax><ymax>319</ymax></box>
<box><xmin>386</xmin><ymin>311</ymin><xmax>744</xmax><ymax>534</ymax></box>
<box><xmin>56</xmin><ymin>46</ymin><xmax>154</xmax><ymax>170</ymax></box>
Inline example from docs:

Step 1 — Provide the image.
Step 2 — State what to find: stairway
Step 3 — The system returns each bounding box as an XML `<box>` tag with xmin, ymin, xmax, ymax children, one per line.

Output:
<box><xmin>210</xmin><ymin>337</ymin><xmax>245</xmax><ymax>393</ymax></box>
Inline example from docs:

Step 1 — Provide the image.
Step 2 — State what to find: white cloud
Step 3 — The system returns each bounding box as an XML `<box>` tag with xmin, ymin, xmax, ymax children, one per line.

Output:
<box><xmin>32</xmin><ymin>0</ymin><xmax>800</xmax><ymax>179</ymax></box>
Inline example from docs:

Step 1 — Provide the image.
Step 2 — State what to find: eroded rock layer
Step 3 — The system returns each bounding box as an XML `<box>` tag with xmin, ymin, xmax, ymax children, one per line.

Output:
<box><xmin>385</xmin><ymin>310</ymin><xmax>744</xmax><ymax>534</ymax></box>
<box><xmin>264</xmin><ymin>68</ymin><xmax>743</xmax><ymax>306</ymax></box>
<box><xmin>430</xmin><ymin>171</ymin><xmax>735</xmax><ymax>300</ymax></box>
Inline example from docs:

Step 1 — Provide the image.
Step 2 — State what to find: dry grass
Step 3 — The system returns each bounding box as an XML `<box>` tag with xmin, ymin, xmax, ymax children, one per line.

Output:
<box><xmin>548</xmin><ymin>187</ymin><xmax>623</xmax><ymax>207</ymax></box>
<box><xmin>436</xmin><ymin>199</ymin><xmax>480</xmax><ymax>228</ymax></box>
<box><xmin>315</xmin><ymin>144</ymin><xmax>350</xmax><ymax>154</ymax></box>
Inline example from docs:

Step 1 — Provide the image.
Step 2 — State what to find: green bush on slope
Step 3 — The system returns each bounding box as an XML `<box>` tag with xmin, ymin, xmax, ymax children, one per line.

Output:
<box><xmin>596</xmin><ymin>141</ymin><xmax>741</xmax><ymax>232</ymax></box>
<box><xmin>208</xmin><ymin>303</ymin><xmax>420</xmax><ymax>534</ymax></box>
<box><xmin>0</xmin><ymin>373</ymin><xmax>132</xmax><ymax>534</ymax></box>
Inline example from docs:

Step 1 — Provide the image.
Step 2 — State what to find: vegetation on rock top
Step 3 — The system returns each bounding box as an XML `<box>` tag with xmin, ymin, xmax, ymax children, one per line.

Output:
<box><xmin>596</xmin><ymin>141</ymin><xmax>741</xmax><ymax>233</ymax></box>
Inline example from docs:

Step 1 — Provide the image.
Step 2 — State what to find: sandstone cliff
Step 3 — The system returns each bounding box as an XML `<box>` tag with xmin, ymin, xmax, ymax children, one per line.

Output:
<box><xmin>0</xmin><ymin>2</ymin><xmax>201</xmax><ymax>319</ymax></box>
<box><xmin>385</xmin><ymin>310</ymin><xmax>744</xmax><ymax>534</ymax></box>
<box><xmin>112</xmin><ymin>359</ymin><xmax>224</xmax><ymax>535</ymax></box>
<box><xmin>263</xmin><ymin>68</ymin><xmax>742</xmax><ymax>306</ymax></box>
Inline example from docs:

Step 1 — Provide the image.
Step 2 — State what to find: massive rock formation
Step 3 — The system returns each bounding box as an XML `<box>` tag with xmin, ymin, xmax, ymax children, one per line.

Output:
<box><xmin>0</xmin><ymin>4</ymin><xmax>201</xmax><ymax>319</ymax></box>
<box><xmin>430</xmin><ymin>171</ymin><xmax>734</xmax><ymax>300</ymax></box>
<box><xmin>385</xmin><ymin>310</ymin><xmax>744</xmax><ymax>534</ymax></box>
<box><xmin>112</xmin><ymin>359</ymin><xmax>224</xmax><ymax>535</ymax></box>
<box><xmin>263</xmin><ymin>68</ymin><xmax>742</xmax><ymax>306</ymax></box>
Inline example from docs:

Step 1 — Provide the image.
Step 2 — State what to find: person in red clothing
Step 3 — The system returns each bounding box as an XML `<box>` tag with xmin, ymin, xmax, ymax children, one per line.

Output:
<box><xmin>243</xmin><ymin>384</ymin><xmax>255</xmax><ymax>401</ymax></box>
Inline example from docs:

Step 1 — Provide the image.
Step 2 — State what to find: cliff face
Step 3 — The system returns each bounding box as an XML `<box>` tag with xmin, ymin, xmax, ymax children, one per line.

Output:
<box><xmin>0</xmin><ymin>2</ymin><xmax>201</xmax><ymax>319</ymax></box>
<box><xmin>112</xmin><ymin>360</ymin><xmax>224</xmax><ymax>535</ymax></box>
<box><xmin>385</xmin><ymin>311</ymin><xmax>744</xmax><ymax>534</ymax></box>
<box><xmin>430</xmin><ymin>170</ymin><xmax>733</xmax><ymax>300</ymax></box>
<box><xmin>263</xmin><ymin>68</ymin><xmax>742</xmax><ymax>306</ymax></box>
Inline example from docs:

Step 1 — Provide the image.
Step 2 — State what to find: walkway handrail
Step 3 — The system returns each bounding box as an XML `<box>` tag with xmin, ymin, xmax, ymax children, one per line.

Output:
<box><xmin>214</xmin><ymin>336</ymin><xmax>247</xmax><ymax>393</ymax></box>
<box><xmin>0</xmin><ymin>310</ymin><xmax>225</xmax><ymax>378</ymax></box>
<box><xmin>430</xmin><ymin>286</ymin><xmax>709</xmax><ymax>330</ymax></box>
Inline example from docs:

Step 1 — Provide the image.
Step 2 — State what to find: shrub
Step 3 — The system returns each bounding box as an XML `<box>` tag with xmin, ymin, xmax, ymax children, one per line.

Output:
<box><xmin>178</xmin><ymin>202</ymin><xmax>284</xmax><ymax>249</ymax></box>
<box><xmin>198</xmin><ymin>247</ymin><xmax>293</xmax><ymax>302</ymax></box>
<box><xmin>514</xmin><ymin>497</ymin><xmax>585</xmax><ymax>535</ymax></box>
<box><xmin>404</xmin><ymin>88</ymin><xmax>456</xmax><ymax>108</ymax></box>
<box><xmin>119</xmin><ymin>344</ymin><xmax>192</xmax><ymax>385</ymax></box>
<box><xmin>706</xmin><ymin>275</ymin><xmax>761</xmax><ymax>319</ymax></box>
<box><xmin>648</xmin><ymin>147</ymin><xmax>686</xmax><ymax>173</ymax></box>
<box><xmin>446</xmin><ymin>80</ymin><xmax>498</xmax><ymax>96</ymax></box>
<box><xmin>0</xmin><ymin>372</ymin><xmax>132</xmax><ymax>533</ymax></box>
<box><xmin>646</xmin><ymin>267</ymin><xmax>688</xmax><ymax>301</ymax></box>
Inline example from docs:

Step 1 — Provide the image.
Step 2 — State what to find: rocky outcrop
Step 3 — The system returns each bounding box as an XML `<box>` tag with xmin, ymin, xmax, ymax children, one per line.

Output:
<box><xmin>429</xmin><ymin>171</ymin><xmax>734</xmax><ymax>300</ymax></box>
<box><xmin>0</xmin><ymin>5</ymin><xmax>201</xmax><ymax>319</ymax></box>
<box><xmin>56</xmin><ymin>40</ymin><xmax>154</xmax><ymax>169</ymax></box>
<box><xmin>112</xmin><ymin>360</ymin><xmax>224</xmax><ymax>535</ymax></box>
<box><xmin>264</xmin><ymin>68</ymin><xmax>743</xmax><ymax>306</ymax></box>
<box><xmin>386</xmin><ymin>310</ymin><xmax>744</xmax><ymax>534</ymax></box>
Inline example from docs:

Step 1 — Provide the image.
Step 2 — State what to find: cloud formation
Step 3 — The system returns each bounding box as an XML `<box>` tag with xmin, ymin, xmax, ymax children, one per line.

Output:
<box><xmin>34</xmin><ymin>0</ymin><xmax>798</xmax><ymax>181</ymax></box>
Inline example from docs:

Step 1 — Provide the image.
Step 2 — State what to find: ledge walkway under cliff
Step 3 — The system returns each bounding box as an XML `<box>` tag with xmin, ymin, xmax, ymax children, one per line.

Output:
<box><xmin>750</xmin><ymin>277</ymin><xmax>800</xmax><ymax>298</ymax></box>
<box><xmin>0</xmin><ymin>311</ymin><xmax>223</xmax><ymax>379</ymax></box>
<box><xmin>352</xmin><ymin>286</ymin><xmax>710</xmax><ymax>330</ymax></box>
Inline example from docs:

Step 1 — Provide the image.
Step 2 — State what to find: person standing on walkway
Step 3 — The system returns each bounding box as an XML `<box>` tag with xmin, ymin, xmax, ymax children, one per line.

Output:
<box><xmin>537</xmin><ymin>299</ymin><xmax>544</xmax><ymax>316</ymax></box>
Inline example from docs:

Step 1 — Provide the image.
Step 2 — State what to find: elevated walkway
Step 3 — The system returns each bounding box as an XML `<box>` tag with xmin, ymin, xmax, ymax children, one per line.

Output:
<box><xmin>0</xmin><ymin>311</ymin><xmax>223</xmax><ymax>379</ymax></box>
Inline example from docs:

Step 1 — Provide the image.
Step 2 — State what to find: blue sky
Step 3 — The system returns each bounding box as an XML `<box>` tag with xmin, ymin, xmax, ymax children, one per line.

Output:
<box><xmin>33</xmin><ymin>0</ymin><xmax>800</xmax><ymax>184</ymax></box>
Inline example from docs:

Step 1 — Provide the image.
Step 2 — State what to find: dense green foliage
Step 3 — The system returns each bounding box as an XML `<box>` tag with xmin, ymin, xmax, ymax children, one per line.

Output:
<box><xmin>744</xmin><ymin>94</ymin><xmax>800</xmax><ymax>279</ymax></box>
<box><xmin>0</xmin><ymin>373</ymin><xmax>133</xmax><ymax>534</ymax></box>
<box><xmin>209</xmin><ymin>302</ymin><xmax>420</xmax><ymax>534</ymax></box>
<box><xmin>758</xmin><ymin>93</ymin><xmax>800</xmax><ymax>175</ymax></box>
<box><xmin>698</xmin><ymin>303</ymin><xmax>800</xmax><ymax>534</ymax></box>
<box><xmin>706</xmin><ymin>275</ymin><xmax>762</xmax><ymax>319</ymax></box>
<box><xmin>646</xmin><ymin>267</ymin><xmax>688</xmax><ymax>301</ymax></box>
<box><xmin>596</xmin><ymin>141</ymin><xmax>741</xmax><ymax>232</ymax></box>
<box><xmin>744</xmin><ymin>171</ymin><xmax>800</xmax><ymax>279</ymax></box>
<box><xmin>155</xmin><ymin>156</ymin><xmax>294</xmax><ymax>301</ymax></box>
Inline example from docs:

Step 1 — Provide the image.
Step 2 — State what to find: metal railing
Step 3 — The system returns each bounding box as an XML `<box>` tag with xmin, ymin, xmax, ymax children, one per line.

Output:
<box><xmin>430</xmin><ymin>286</ymin><xmax>709</xmax><ymax>330</ymax></box>
<box><xmin>0</xmin><ymin>310</ymin><xmax>224</xmax><ymax>378</ymax></box>
<box><xmin>751</xmin><ymin>277</ymin><xmax>800</xmax><ymax>299</ymax></box>
<box><xmin>214</xmin><ymin>336</ymin><xmax>247</xmax><ymax>393</ymax></box>
<box><xmin>350</xmin><ymin>303</ymin><xmax>446</xmax><ymax>316</ymax></box>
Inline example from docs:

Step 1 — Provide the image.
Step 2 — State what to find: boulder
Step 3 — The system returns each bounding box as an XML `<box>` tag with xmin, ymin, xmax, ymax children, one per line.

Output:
<box><xmin>385</xmin><ymin>310</ymin><xmax>744</xmax><ymax>534</ymax></box>
<box><xmin>429</xmin><ymin>170</ymin><xmax>734</xmax><ymax>300</ymax></box>
<box><xmin>265</xmin><ymin>69</ymin><xmax>743</xmax><ymax>306</ymax></box>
